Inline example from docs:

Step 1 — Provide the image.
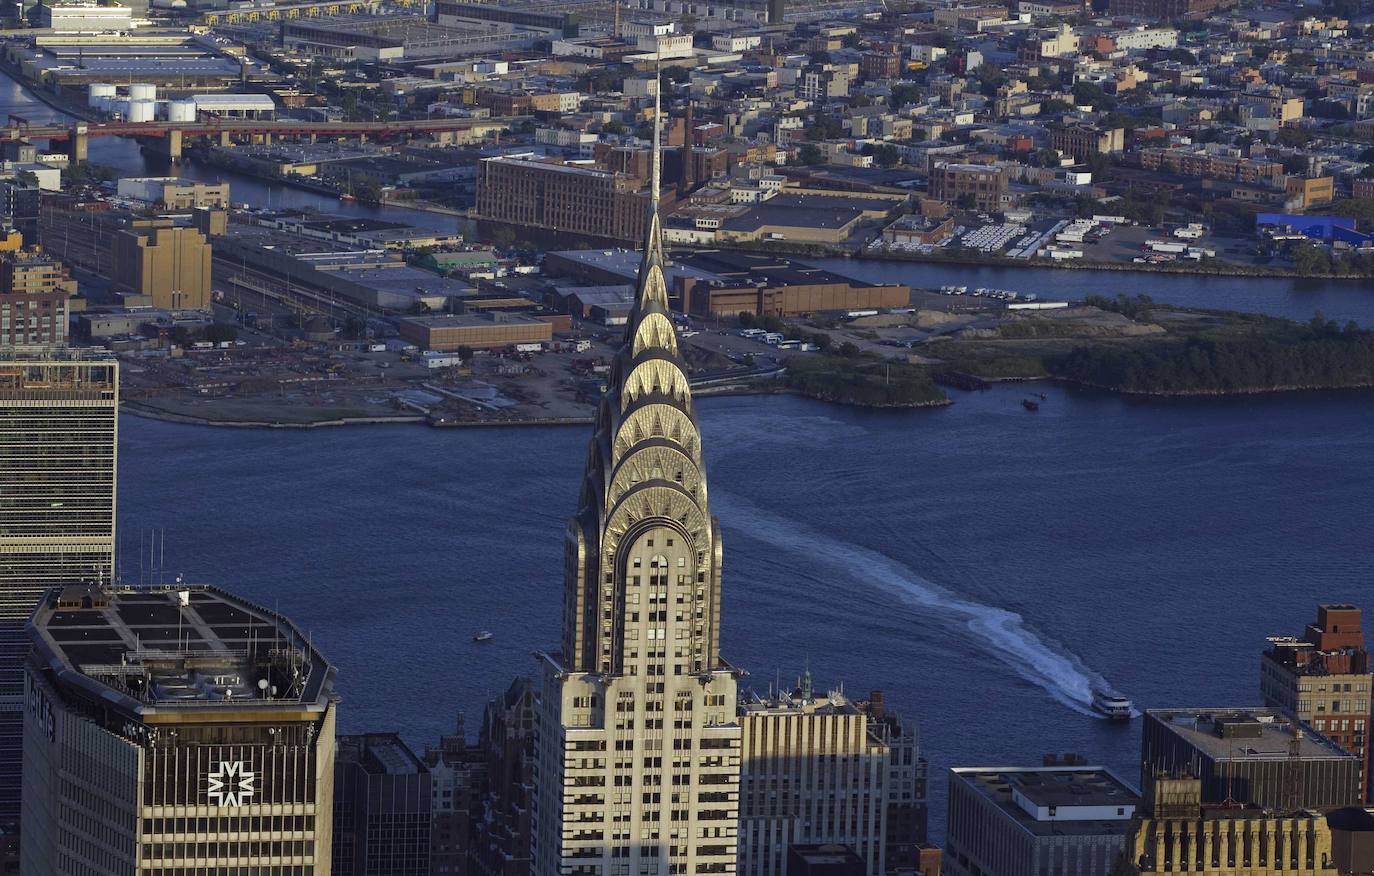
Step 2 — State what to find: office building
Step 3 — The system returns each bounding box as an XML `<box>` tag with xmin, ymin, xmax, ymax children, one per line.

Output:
<box><xmin>422</xmin><ymin>716</ymin><xmax>486</xmax><ymax>876</ymax></box>
<box><xmin>1048</xmin><ymin>125</ymin><xmax>1126</xmax><ymax>161</ymax></box>
<box><xmin>112</xmin><ymin>223</ymin><xmax>213</xmax><ymax>311</ymax></box>
<box><xmin>1261</xmin><ymin>605</ymin><xmax>1371</xmax><ymax>801</ymax></box>
<box><xmin>927</xmin><ymin>163</ymin><xmax>1009</xmax><ymax>212</ymax></box>
<box><xmin>738</xmin><ymin>682</ymin><xmax>928</xmax><ymax>876</ymax></box>
<box><xmin>0</xmin><ymin>181</ymin><xmax>40</xmax><ymax>244</ymax></box>
<box><xmin>0</xmin><ymin>249</ymin><xmax>76</xmax><ymax>347</ymax></box>
<box><xmin>945</xmin><ymin>765</ymin><xmax>1140</xmax><ymax>876</ymax></box>
<box><xmin>475</xmin><ymin>156</ymin><xmax>658</xmax><ymax>244</ymax></box>
<box><xmin>473</xmin><ymin>678</ymin><xmax>539</xmax><ymax>876</ymax></box>
<box><xmin>532</xmin><ymin>111</ymin><xmax>743</xmax><ymax>876</ymax></box>
<box><xmin>1120</xmin><ymin>773</ymin><xmax>1338</xmax><ymax>875</ymax></box>
<box><xmin>333</xmin><ymin>733</ymin><xmax>433</xmax><ymax>876</ymax></box>
<box><xmin>1141</xmin><ymin>710</ymin><xmax>1363</xmax><ymax>812</ymax></box>
<box><xmin>785</xmin><ymin>845</ymin><xmax>866</xmax><ymax>876</ymax></box>
<box><xmin>0</xmin><ymin>350</ymin><xmax>116</xmax><ymax>823</ymax></box>
<box><xmin>22</xmin><ymin>584</ymin><xmax>338</xmax><ymax>873</ymax></box>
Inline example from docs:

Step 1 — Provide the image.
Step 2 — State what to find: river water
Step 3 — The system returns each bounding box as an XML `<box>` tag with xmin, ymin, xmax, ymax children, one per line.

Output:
<box><xmin>8</xmin><ymin>69</ymin><xmax>1374</xmax><ymax>838</ymax></box>
<box><xmin>116</xmin><ymin>385</ymin><xmax>1374</xmax><ymax>839</ymax></box>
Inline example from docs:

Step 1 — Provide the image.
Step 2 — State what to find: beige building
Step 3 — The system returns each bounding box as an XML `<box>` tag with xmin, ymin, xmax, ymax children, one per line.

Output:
<box><xmin>0</xmin><ymin>350</ymin><xmax>117</xmax><ymax>823</ymax></box>
<box><xmin>533</xmin><ymin>119</ymin><xmax>743</xmax><ymax>876</ymax></box>
<box><xmin>1121</xmin><ymin>775</ymin><xmax>1338</xmax><ymax>875</ymax></box>
<box><xmin>0</xmin><ymin>248</ymin><xmax>77</xmax><ymax>347</ymax></box>
<box><xmin>22</xmin><ymin>584</ymin><xmax>337</xmax><ymax>875</ymax></box>
<box><xmin>1049</xmin><ymin>125</ymin><xmax>1126</xmax><ymax>161</ymax></box>
<box><xmin>738</xmin><ymin>683</ymin><xmax>928</xmax><ymax>876</ymax></box>
<box><xmin>116</xmin><ymin>177</ymin><xmax>231</xmax><ymax>210</ymax></box>
<box><xmin>112</xmin><ymin>222</ymin><xmax>213</xmax><ymax>311</ymax></box>
<box><xmin>397</xmin><ymin>313</ymin><xmax>552</xmax><ymax>351</ymax></box>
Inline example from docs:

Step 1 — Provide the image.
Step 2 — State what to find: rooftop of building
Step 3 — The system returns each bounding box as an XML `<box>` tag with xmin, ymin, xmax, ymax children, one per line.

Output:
<box><xmin>321</xmin><ymin>264</ymin><xmax>475</xmax><ymax>299</ymax></box>
<box><xmin>1146</xmin><ymin>709</ymin><xmax>1358</xmax><ymax>761</ymax></box>
<box><xmin>550</xmin><ymin>284</ymin><xmax>635</xmax><ymax>307</ymax></box>
<box><xmin>952</xmin><ymin>766</ymin><xmax>1141</xmax><ymax>837</ymax></box>
<box><xmin>400</xmin><ymin>311</ymin><xmax>547</xmax><ymax>328</ymax></box>
<box><xmin>673</xmin><ymin>248</ymin><xmax>892</xmax><ymax>290</ymax></box>
<box><xmin>337</xmin><ymin>732</ymin><xmax>428</xmax><ymax>775</ymax></box>
<box><xmin>719</xmin><ymin>195</ymin><xmax>869</xmax><ymax>233</ymax></box>
<box><xmin>28</xmin><ymin>584</ymin><xmax>335</xmax><ymax>717</ymax></box>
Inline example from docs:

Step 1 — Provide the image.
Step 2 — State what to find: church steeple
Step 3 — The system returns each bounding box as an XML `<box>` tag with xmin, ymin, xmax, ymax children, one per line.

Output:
<box><xmin>559</xmin><ymin>67</ymin><xmax>724</xmax><ymax>676</ymax></box>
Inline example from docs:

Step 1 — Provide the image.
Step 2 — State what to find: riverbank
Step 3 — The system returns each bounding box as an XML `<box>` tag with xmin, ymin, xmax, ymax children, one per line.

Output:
<box><xmin>846</xmin><ymin>246</ymin><xmax>1373</xmax><ymax>281</ymax></box>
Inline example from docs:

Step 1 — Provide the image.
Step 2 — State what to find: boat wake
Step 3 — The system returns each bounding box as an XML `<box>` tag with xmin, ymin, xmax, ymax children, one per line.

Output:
<box><xmin>712</xmin><ymin>491</ymin><xmax>1116</xmax><ymax>718</ymax></box>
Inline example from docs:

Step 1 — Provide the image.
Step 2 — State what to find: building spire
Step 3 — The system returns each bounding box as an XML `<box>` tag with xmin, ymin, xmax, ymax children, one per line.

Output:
<box><xmin>651</xmin><ymin>55</ymin><xmax>662</xmax><ymax>214</ymax></box>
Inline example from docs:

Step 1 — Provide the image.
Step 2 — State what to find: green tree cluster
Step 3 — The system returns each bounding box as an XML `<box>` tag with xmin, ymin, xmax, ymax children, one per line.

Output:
<box><xmin>1050</xmin><ymin>322</ymin><xmax>1374</xmax><ymax>393</ymax></box>
<box><xmin>785</xmin><ymin>356</ymin><xmax>946</xmax><ymax>406</ymax></box>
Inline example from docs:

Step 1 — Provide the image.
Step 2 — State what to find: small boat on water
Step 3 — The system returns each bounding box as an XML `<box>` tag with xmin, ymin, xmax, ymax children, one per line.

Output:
<box><xmin>1092</xmin><ymin>689</ymin><xmax>1133</xmax><ymax>721</ymax></box>
<box><xmin>473</xmin><ymin>631</ymin><xmax>494</xmax><ymax>643</ymax></box>
<box><xmin>1022</xmin><ymin>399</ymin><xmax>1040</xmax><ymax>411</ymax></box>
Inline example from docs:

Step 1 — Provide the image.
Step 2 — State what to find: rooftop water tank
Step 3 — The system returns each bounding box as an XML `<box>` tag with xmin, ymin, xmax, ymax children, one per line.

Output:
<box><xmin>87</xmin><ymin>83</ymin><xmax>115</xmax><ymax>108</ymax></box>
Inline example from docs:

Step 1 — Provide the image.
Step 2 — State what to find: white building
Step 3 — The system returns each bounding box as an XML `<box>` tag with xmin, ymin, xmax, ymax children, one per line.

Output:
<box><xmin>39</xmin><ymin>2</ymin><xmax>133</xmax><ymax>32</ymax></box>
<box><xmin>533</xmin><ymin>134</ymin><xmax>742</xmax><ymax>876</ymax></box>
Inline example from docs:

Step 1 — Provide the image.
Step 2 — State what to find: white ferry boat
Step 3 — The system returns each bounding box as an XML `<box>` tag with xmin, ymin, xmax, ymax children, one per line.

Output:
<box><xmin>1092</xmin><ymin>689</ymin><xmax>1133</xmax><ymax>721</ymax></box>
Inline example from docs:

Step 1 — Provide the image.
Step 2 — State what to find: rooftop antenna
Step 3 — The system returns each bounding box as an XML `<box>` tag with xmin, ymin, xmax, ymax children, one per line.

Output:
<box><xmin>651</xmin><ymin>51</ymin><xmax>662</xmax><ymax>216</ymax></box>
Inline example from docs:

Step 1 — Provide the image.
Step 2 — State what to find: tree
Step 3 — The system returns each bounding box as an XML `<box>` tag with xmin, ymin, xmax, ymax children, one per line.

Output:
<box><xmin>1166</xmin><ymin>47</ymin><xmax>1197</xmax><ymax>64</ymax></box>
<box><xmin>457</xmin><ymin>345</ymin><xmax>475</xmax><ymax>363</ymax></box>
<box><xmin>204</xmin><ymin>324</ymin><xmax>238</xmax><ymax>343</ymax></box>
<box><xmin>1072</xmin><ymin>81</ymin><xmax>1115</xmax><ymax>112</ymax></box>
<box><xmin>837</xmin><ymin>341</ymin><xmax>861</xmax><ymax>357</ymax></box>
<box><xmin>796</xmin><ymin>143</ymin><xmax>825</xmax><ymax>166</ymax></box>
<box><xmin>811</xmin><ymin>332</ymin><xmax>833</xmax><ymax>352</ymax></box>
<box><xmin>1275</xmin><ymin>128</ymin><xmax>1312</xmax><ymax>149</ymax></box>
<box><xmin>810</xmin><ymin>51</ymin><xmax>832</xmax><ymax>65</ymax></box>
<box><xmin>1291</xmin><ymin>243</ymin><xmax>1332</xmax><ymax>275</ymax></box>
<box><xmin>861</xmin><ymin>143</ymin><xmax>901</xmax><ymax>167</ymax></box>
<box><xmin>890</xmin><ymin>82</ymin><xmax>922</xmax><ymax>108</ymax></box>
<box><xmin>1041</xmin><ymin>98</ymin><xmax>1073</xmax><ymax>115</ymax></box>
<box><xmin>841</xmin><ymin>32</ymin><xmax>862</xmax><ymax>49</ymax></box>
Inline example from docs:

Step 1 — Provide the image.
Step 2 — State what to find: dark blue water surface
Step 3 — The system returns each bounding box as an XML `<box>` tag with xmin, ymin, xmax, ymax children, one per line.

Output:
<box><xmin>117</xmin><ymin>386</ymin><xmax>1374</xmax><ymax>836</ymax></box>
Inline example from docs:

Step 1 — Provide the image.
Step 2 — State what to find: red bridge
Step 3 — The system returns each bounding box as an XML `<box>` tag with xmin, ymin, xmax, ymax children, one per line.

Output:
<box><xmin>1</xmin><ymin>116</ymin><xmax>516</xmax><ymax>161</ymax></box>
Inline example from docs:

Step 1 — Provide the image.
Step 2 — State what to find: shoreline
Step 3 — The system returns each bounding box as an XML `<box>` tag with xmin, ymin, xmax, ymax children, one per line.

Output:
<box><xmin>840</xmin><ymin>248</ymin><xmax>1373</xmax><ymax>282</ymax></box>
<box><xmin>122</xmin><ymin>373</ymin><xmax>1374</xmax><ymax>430</ymax></box>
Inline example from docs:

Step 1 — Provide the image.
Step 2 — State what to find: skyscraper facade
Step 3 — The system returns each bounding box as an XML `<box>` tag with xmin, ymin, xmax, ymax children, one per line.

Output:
<box><xmin>0</xmin><ymin>349</ymin><xmax>118</xmax><ymax>823</ymax></box>
<box><xmin>737</xmin><ymin>684</ymin><xmax>927</xmax><ymax>876</ymax></box>
<box><xmin>22</xmin><ymin>584</ymin><xmax>338</xmax><ymax>874</ymax></box>
<box><xmin>333</xmin><ymin>733</ymin><xmax>433</xmax><ymax>876</ymax></box>
<box><xmin>533</xmin><ymin>102</ymin><xmax>743</xmax><ymax>876</ymax></box>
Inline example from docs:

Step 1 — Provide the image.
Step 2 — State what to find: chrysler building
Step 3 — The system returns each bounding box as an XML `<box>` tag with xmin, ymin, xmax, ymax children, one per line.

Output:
<box><xmin>533</xmin><ymin>81</ymin><xmax>742</xmax><ymax>876</ymax></box>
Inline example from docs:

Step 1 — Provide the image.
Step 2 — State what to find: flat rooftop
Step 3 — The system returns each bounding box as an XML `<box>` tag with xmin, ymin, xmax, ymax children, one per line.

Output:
<box><xmin>28</xmin><ymin>584</ymin><xmax>334</xmax><ymax>717</ymax></box>
<box><xmin>953</xmin><ymin>766</ymin><xmax>1141</xmax><ymax>837</ymax></box>
<box><xmin>401</xmin><ymin>312</ymin><xmax>545</xmax><ymax>329</ymax></box>
<box><xmin>1147</xmin><ymin>709</ymin><xmax>1356</xmax><ymax>761</ymax></box>
<box><xmin>338</xmin><ymin>733</ymin><xmax>428</xmax><ymax>775</ymax></box>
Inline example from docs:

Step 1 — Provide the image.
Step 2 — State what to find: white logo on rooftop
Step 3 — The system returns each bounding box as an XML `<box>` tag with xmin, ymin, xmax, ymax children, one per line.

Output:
<box><xmin>207</xmin><ymin>760</ymin><xmax>257</xmax><ymax>807</ymax></box>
